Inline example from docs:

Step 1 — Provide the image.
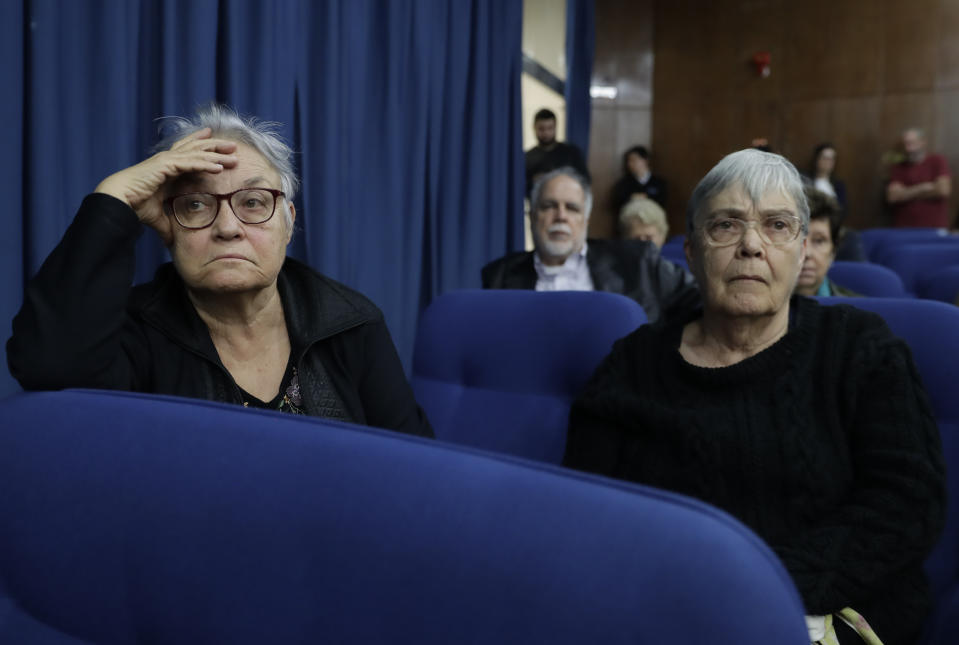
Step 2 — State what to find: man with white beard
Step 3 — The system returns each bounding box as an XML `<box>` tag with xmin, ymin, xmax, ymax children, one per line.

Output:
<box><xmin>482</xmin><ymin>167</ymin><xmax>699</xmax><ymax>323</ymax></box>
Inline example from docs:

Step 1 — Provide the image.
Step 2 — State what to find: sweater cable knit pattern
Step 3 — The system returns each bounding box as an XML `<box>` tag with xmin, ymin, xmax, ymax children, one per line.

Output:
<box><xmin>564</xmin><ymin>296</ymin><xmax>945</xmax><ymax>645</ymax></box>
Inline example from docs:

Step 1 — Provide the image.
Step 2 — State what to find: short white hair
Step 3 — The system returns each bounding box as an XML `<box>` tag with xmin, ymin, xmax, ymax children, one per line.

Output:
<box><xmin>619</xmin><ymin>198</ymin><xmax>668</xmax><ymax>237</ymax></box>
<box><xmin>154</xmin><ymin>103</ymin><xmax>298</xmax><ymax>231</ymax></box>
<box><xmin>685</xmin><ymin>149</ymin><xmax>809</xmax><ymax>238</ymax></box>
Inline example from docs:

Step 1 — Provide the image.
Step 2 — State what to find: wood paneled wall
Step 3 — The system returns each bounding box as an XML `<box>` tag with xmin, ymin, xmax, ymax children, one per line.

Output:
<box><xmin>589</xmin><ymin>0</ymin><xmax>959</xmax><ymax>237</ymax></box>
<box><xmin>652</xmin><ymin>0</ymin><xmax>959</xmax><ymax>232</ymax></box>
<box><xmin>588</xmin><ymin>0</ymin><xmax>654</xmax><ymax>238</ymax></box>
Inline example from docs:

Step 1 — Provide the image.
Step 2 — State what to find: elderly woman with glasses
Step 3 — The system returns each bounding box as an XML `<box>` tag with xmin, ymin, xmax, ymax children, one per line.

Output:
<box><xmin>563</xmin><ymin>149</ymin><xmax>944</xmax><ymax>644</ymax></box>
<box><xmin>8</xmin><ymin>104</ymin><xmax>432</xmax><ymax>437</ymax></box>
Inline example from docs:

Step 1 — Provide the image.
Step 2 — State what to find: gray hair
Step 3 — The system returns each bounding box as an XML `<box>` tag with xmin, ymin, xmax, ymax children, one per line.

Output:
<box><xmin>530</xmin><ymin>167</ymin><xmax>593</xmax><ymax>219</ymax></box>
<box><xmin>619</xmin><ymin>198</ymin><xmax>668</xmax><ymax>237</ymax></box>
<box><xmin>685</xmin><ymin>149</ymin><xmax>809</xmax><ymax>240</ymax></box>
<box><xmin>153</xmin><ymin>103</ymin><xmax>299</xmax><ymax>230</ymax></box>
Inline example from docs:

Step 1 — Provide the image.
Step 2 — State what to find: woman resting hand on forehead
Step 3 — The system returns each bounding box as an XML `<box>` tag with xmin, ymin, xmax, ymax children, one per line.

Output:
<box><xmin>563</xmin><ymin>149</ymin><xmax>944</xmax><ymax>644</ymax></box>
<box><xmin>8</xmin><ymin>104</ymin><xmax>432</xmax><ymax>437</ymax></box>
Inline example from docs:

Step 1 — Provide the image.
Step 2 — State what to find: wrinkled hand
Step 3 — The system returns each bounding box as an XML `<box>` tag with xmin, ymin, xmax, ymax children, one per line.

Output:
<box><xmin>94</xmin><ymin>127</ymin><xmax>238</xmax><ymax>244</ymax></box>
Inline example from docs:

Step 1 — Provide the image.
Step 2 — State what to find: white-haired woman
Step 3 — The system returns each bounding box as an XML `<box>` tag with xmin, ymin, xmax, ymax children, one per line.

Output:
<box><xmin>8</xmin><ymin>104</ymin><xmax>432</xmax><ymax>437</ymax></box>
<box><xmin>618</xmin><ymin>197</ymin><xmax>669</xmax><ymax>248</ymax></box>
<box><xmin>564</xmin><ymin>149</ymin><xmax>944</xmax><ymax>644</ymax></box>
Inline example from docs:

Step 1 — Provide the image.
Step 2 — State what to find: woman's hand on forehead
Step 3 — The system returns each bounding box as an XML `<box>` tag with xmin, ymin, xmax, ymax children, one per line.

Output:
<box><xmin>94</xmin><ymin>127</ymin><xmax>239</xmax><ymax>244</ymax></box>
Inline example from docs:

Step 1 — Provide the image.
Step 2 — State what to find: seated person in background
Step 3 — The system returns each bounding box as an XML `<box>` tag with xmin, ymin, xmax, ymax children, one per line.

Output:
<box><xmin>524</xmin><ymin>108</ymin><xmax>589</xmax><ymax>196</ymax></box>
<box><xmin>618</xmin><ymin>197</ymin><xmax>668</xmax><ymax>248</ymax></box>
<box><xmin>564</xmin><ymin>148</ymin><xmax>945</xmax><ymax>645</ymax></box>
<box><xmin>886</xmin><ymin>127</ymin><xmax>952</xmax><ymax>228</ymax></box>
<box><xmin>7</xmin><ymin>104</ymin><xmax>432</xmax><ymax>437</ymax></box>
<box><xmin>794</xmin><ymin>187</ymin><xmax>858</xmax><ymax>297</ymax></box>
<box><xmin>610</xmin><ymin>145</ymin><xmax>667</xmax><ymax>216</ymax></box>
<box><xmin>482</xmin><ymin>167</ymin><xmax>698</xmax><ymax>323</ymax></box>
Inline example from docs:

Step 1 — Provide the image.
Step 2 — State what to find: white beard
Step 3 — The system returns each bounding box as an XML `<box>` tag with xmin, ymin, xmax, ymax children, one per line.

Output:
<box><xmin>533</xmin><ymin>223</ymin><xmax>585</xmax><ymax>262</ymax></box>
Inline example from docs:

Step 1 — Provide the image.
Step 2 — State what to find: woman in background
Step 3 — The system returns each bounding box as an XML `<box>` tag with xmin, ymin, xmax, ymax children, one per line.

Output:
<box><xmin>618</xmin><ymin>197</ymin><xmax>669</xmax><ymax>248</ymax></box>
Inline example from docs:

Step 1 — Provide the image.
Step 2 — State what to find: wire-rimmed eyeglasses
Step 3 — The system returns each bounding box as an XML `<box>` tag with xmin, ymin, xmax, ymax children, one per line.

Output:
<box><xmin>701</xmin><ymin>214</ymin><xmax>803</xmax><ymax>247</ymax></box>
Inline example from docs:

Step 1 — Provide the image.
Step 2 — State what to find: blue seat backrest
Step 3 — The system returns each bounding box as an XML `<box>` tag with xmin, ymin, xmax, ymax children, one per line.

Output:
<box><xmin>821</xmin><ymin>297</ymin><xmax>959</xmax><ymax>421</ymax></box>
<box><xmin>876</xmin><ymin>241</ymin><xmax>959</xmax><ymax>292</ymax></box>
<box><xmin>827</xmin><ymin>261</ymin><xmax>908</xmax><ymax>297</ymax></box>
<box><xmin>411</xmin><ymin>290</ymin><xmax>646</xmax><ymax>463</ymax></box>
<box><xmin>659</xmin><ymin>243</ymin><xmax>689</xmax><ymax>270</ymax></box>
<box><xmin>0</xmin><ymin>389</ymin><xmax>809</xmax><ymax>645</ymax></box>
<box><xmin>859</xmin><ymin>228</ymin><xmax>948</xmax><ymax>262</ymax></box>
<box><xmin>916</xmin><ymin>265</ymin><xmax>959</xmax><ymax>304</ymax></box>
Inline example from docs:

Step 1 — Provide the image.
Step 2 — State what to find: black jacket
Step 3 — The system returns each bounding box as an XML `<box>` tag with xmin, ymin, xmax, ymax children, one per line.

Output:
<box><xmin>7</xmin><ymin>193</ymin><xmax>432</xmax><ymax>438</ymax></box>
<box><xmin>480</xmin><ymin>239</ymin><xmax>699</xmax><ymax>324</ymax></box>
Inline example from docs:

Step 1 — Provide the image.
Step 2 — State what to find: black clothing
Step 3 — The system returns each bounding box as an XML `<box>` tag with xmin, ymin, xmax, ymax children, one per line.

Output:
<box><xmin>525</xmin><ymin>142</ymin><xmax>589</xmax><ymax>195</ymax></box>
<box><xmin>611</xmin><ymin>173</ymin><xmax>668</xmax><ymax>213</ymax></box>
<box><xmin>564</xmin><ymin>296</ymin><xmax>945</xmax><ymax>645</ymax></box>
<box><xmin>8</xmin><ymin>193</ymin><xmax>433</xmax><ymax>438</ymax></box>
<box><xmin>480</xmin><ymin>239</ymin><xmax>699</xmax><ymax>324</ymax></box>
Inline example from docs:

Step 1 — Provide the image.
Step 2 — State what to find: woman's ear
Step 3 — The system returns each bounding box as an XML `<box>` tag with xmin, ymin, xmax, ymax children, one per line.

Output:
<box><xmin>286</xmin><ymin>202</ymin><xmax>297</xmax><ymax>243</ymax></box>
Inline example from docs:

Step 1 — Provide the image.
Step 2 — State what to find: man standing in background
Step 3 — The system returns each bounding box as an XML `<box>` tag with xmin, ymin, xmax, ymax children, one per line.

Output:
<box><xmin>886</xmin><ymin>128</ymin><xmax>952</xmax><ymax>228</ymax></box>
<box><xmin>524</xmin><ymin>108</ymin><xmax>589</xmax><ymax>196</ymax></box>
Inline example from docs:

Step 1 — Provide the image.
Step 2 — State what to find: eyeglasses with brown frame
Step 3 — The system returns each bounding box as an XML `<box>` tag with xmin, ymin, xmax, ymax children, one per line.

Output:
<box><xmin>163</xmin><ymin>187</ymin><xmax>286</xmax><ymax>230</ymax></box>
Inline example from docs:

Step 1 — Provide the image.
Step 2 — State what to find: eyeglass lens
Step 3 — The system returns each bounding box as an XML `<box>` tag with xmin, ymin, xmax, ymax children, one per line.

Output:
<box><xmin>172</xmin><ymin>189</ymin><xmax>276</xmax><ymax>228</ymax></box>
<box><xmin>705</xmin><ymin>215</ymin><xmax>800</xmax><ymax>246</ymax></box>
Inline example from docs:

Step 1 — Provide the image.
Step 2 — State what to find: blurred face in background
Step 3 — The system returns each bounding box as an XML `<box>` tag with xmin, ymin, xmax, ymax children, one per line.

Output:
<box><xmin>534</xmin><ymin>118</ymin><xmax>557</xmax><ymax>146</ymax></box>
<box><xmin>626</xmin><ymin>152</ymin><xmax>649</xmax><ymax>178</ymax></box>
<box><xmin>622</xmin><ymin>219</ymin><xmax>666</xmax><ymax>248</ymax></box>
<box><xmin>531</xmin><ymin>174</ymin><xmax>588</xmax><ymax>265</ymax></box>
<box><xmin>796</xmin><ymin>217</ymin><xmax>835</xmax><ymax>296</ymax></box>
<box><xmin>902</xmin><ymin>130</ymin><xmax>926</xmax><ymax>163</ymax></box>
<box><xmin>815</xmin><ymin>147</ymin><xmax>836</xmax><ymax>178</ymax></box>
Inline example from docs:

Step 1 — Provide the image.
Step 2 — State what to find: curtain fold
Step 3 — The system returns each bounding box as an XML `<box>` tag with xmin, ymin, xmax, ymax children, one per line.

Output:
<box><xmin>0</xmin><ymin>0</ymin><xmax>523</xmax><ymax>397</ymax></box>
<box><xmin>565</xmin><ymin>0</ymin><xmax>595</xmax><ymax>157</ymax></box>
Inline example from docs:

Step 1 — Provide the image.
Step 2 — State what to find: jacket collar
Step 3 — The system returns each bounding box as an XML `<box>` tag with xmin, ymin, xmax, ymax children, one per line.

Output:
<box><xmin>135</xmin><ymin>258</ymin><xmax>377</xmax><ymax>361</ymax></box>
<box><xmin>503</xmin><ymin>241</ymin><xmax>625</xmax><ymax>293</ymax></box>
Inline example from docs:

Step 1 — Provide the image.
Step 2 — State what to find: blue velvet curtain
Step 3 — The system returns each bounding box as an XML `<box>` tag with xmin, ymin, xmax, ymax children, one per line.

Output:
<box><xmin>565</xmin><ymin>0</ymin><xmax>595</xmax><ymax>156</ymax></box>
<box><xmin>1</xmin><ymin>0</ymin><xmax>524</xmax><ymax>397</ymax></box>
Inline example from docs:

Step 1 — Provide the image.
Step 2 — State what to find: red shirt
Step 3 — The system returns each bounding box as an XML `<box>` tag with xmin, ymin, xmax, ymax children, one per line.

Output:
<box><xmin>889</xmin><ymin>153</ymin><xmax>951</xmax><ymax>228</ymax></box>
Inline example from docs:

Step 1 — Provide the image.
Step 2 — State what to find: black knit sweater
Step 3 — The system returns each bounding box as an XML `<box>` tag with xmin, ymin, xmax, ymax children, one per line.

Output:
<box><xmin>564</xmin><ymin>296</ymin><xmax>945</xmax><ymax>645</ymax></box>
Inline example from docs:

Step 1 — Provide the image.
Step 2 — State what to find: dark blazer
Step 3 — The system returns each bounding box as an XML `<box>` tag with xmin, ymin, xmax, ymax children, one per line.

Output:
<box><xmin>481</xmin><ymin>239</ymin><xmax>699</xmax><ymax>323</ymax></box>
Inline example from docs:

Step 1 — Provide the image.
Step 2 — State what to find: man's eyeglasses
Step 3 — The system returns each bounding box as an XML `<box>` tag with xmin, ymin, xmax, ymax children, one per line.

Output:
<box><xmin>164</xmin><ymin>188</ymin><xmax>285</xmax><ymax>230</ymax></box>
<box><xmin>701</xmin><ymin>214</ymin><xmax>803</xmax><ymax>247</ymax></box>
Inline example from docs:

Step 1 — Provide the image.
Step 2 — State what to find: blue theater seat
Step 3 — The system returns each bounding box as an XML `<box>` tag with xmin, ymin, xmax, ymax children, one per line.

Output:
<box><xmin>659</xmin><ymin>243</ymin><xmax>689</xmax><ymax>270</ymax></box>
<box><xmin>821</xmin><ymin>298</ymin><xmax>959</xmax><ymax>645</ymax></box>
<box><xmin>826</xmin><ymin>260</ymin><xmax>909</xmax><ymax>297</ymax></box>
<box><xmin>0</xmin><ymin>389</ymin><xmax>809</xmax><ymax>645</ymax></box>
<box><xmin>411</xmin><ymin>290</ymin><xmax>646</xmax><ymax>463</ymax></box>
<box><xmin>916</xmin><ymin>265</ymin><xmax>959</xmax><ymax>304</ymax></box>
<box><xmin>859</xmin><ymin>227</ymin><xmax>949</xmax><ymax>262</ymax></box>
<box><xmin>876</xmin><ymin>241</ymin><xmax>959</xmax><ymax>293</ymax></box>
